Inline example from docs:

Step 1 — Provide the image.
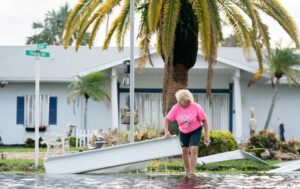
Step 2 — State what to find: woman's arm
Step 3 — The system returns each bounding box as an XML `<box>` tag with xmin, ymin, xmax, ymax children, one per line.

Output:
<box><xmin>163</xmin><ymin>117</ymin><xmax>171</xmax><ymax>138</ymax></box>
<box><xmin>202</xmin><ymin>119</ymin><xmax>211</xmax><ymax>146</ymax></box>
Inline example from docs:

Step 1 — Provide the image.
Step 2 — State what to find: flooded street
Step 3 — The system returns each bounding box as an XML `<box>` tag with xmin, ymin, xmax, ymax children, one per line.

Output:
<box><xmin>1</xmin><ymin>172</ymin><xmax>300</xmax><ymax>189</ymax></box>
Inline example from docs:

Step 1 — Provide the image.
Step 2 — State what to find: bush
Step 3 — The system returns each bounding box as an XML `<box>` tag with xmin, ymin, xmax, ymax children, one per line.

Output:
<box><xmin>134</xmin><ymin>128</ymin><xmax>162</xmax><ymax>142</ymax></box>
<box><xmin>69</xmin><ymin>137</ymin><xmax>77</xmax><ymax>147</ymax></box>
<box><xmin>25</xmin><ymin>138</ymin><xmax>34</xmax><ymax>148</ymax></box>
<box><xmin>100</xmin><ymin>127</ymin><xmax>162</xmax><ymax>147</ymax></box>
<box><xmin>39</xmin><ymin>137</ymin><xmax>47</xmax><ymax>148</ymax></box>
<box><xmin>25</xmin><ymin>137</ymin><xmax>46</xmax><ymax>148</ymax></box>
<box><xmin>278</xmin><ymin>139</ymin><xmax>299</xmax><ymax>154</ymax></box>
<box><xmin>102</xmin><ymin>128</ymin><xmax>129</xmax><ymax>146</ymax></box>
<box><xmin>246</xmin><ymin>130</ymin><xmax>279</xmax><ymax>151</ymax></box>
<box><xmin>198</xmin><ymin>130</ymin><xmax>238</xmax><ymax>157</ymax></box>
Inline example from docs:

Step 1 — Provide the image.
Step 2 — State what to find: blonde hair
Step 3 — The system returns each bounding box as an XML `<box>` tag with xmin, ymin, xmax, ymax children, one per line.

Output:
<box><xmin>175</xmin><ymin>89</ymin><xmax>194</xmax><ymax>103</ymax></box>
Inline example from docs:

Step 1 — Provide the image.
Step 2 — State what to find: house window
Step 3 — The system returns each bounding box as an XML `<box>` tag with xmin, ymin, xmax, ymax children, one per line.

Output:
<box><xmin>120</xmin><ymin>92</ymin><xmax>229</xmax><ymax>131</ymax></box>
<box><xmin>16</xmin><ymin>95</ymin><xmax>57</xmax><ymax>126</ymax></box>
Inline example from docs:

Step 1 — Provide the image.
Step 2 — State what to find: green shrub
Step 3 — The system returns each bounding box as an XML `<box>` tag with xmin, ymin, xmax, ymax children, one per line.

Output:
<box><xmin>246</xmin><ymin>130</ymin><xmax>278</xmax><ymax>151</ymax></box>
<box><xmin>25</xmin><ymin>138</ymin><xmax>34</xmax><ymax>148</ymax></box>
<box><xmin>250</xmin><ymin>148</ymin><xmax>265</xmax><ymax>156</ymax></box>
<box><xmin>25</xmin><ymin>137</ymin><xmax>46</xmax><ymax>148</ymax></box>
<box><xmin>69</xmin><ymin>137</ymin><xmax>77</xmax><ymax>147</ymax></box>
<box><xmin>198</xmin><ymin>130</ymin><xmax>238</xmax><ymax>157</ymax></box>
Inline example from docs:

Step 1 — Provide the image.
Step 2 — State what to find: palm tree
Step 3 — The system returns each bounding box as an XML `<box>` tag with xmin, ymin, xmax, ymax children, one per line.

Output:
<box><xmin>263</xmin><ymin>47</ymin><xmax>300</xmax><ymax>130</ymax></box>
<box><xmin>62</xmin><ymin>0</ymin><xmax>299</xmax><ymax>118</ymax></box>
<box><xmin>26</xmin><ymin>3</ymin><xmax>90</xmax><ymax>45</ymax></box>
<box><xmin>67</xmin><ymin>71</ymin><xmax>110</xmax><ymax>132</ymax></box>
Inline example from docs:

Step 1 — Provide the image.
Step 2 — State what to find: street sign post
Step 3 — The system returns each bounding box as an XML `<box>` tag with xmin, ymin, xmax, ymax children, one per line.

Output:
<box><xmin>25</xmin><ymin>44</ymin><xmax>50</xmax><ymax>169</ymax></box>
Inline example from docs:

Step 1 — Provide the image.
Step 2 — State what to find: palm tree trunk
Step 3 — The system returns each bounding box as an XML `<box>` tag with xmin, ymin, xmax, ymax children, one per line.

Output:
<box><xmin>163</xmin><ymin>63</ymin><xmax>189</xmax><ymax>114</ymax></box>
<box><xmin>84</xmin><ymin>97</ymin><xmax>88</xmax><ymax>131</ymax></box>
<box><xmin>84</xmin><ymin>96</ymin><xmax>88</xmax><ymax>146</ymax></box>
<box><xmin>163</xmin><ymin>63</ymin><xmax>189</xmax><ymax>135</ymax></box>
<box><xmin>264</xmin><ymin>79</ymin><xmax>280</xmax><ymax>130</ymax></box>
<box><xmin>161</xmin><ymin>0</ymin><xmax>198</xmax><ymax>115</ymax></box>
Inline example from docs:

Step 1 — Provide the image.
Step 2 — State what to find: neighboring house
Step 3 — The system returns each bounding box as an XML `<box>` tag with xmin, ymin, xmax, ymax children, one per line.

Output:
<box><xmin>0</xmin><ymin>46</ymin><xmax>299</xmax><ymax>144</ymax></box>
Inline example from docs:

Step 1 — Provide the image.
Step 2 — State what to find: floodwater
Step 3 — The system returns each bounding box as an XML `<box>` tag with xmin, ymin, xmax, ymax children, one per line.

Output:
<box><xmin>1</xmin><ymin>172</ymin><xmax>300</xmax><ymax>189</ymax></box>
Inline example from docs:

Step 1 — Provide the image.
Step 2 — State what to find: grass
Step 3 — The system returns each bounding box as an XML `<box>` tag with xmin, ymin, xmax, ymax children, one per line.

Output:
<box><xmin>0</xmin><ymin>146</ymin><xmax>286</xmax><ymax>174</ymax></box>
<box><xmin>0</xmin><ymin>146</ymin><xmax>47</xmax><ymax>153</ymax></box>
<box><xmin>148</xmin><ymin>159</ymin><xmax>282</xmax><ymax>174</ymax></box>
<box><xmin>0</xmin><ymin>158</ymin><xmax>283</xmax><ymax>174</ymax></box>
<box><xmin>0</xmin><ymin>146</ymin><xmax>85</xmax><ymax>153</ymax></box>
<box><xmin>0</xmin><ymin>159</ymin><xmax>45</xmax><ymax>174</ymax></box>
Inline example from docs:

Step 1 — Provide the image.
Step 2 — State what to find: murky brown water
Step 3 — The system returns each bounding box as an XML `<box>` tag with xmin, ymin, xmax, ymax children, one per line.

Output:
<box><xmin>0</xmin><ymin>172</ymin><xmax>300</xmax><ymax>189</ymax></box>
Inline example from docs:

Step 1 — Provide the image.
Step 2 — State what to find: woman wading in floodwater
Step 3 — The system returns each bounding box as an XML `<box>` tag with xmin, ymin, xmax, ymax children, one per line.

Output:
<box><xmin>163</xmin><ymin>89</ymin><xmax>210</xmax><ymax>176</ymax></box>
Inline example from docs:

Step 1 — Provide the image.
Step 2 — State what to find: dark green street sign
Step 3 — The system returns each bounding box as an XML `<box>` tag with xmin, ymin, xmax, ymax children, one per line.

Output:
<box><xmin>25</xmin><ymin>50</ymin><xmax>50</xmax><ymax>58</ymax></box>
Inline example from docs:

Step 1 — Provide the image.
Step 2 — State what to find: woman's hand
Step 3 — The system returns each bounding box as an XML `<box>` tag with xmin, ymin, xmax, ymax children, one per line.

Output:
<box><xmin>204</xmin><ymin>136</ymin><xmax>211</xmax><ymax>146</ymax></box>
<box><xmin>164</xmin><ymin>130</ymin><xmax>171</xmax><ymax>138</ymax></box>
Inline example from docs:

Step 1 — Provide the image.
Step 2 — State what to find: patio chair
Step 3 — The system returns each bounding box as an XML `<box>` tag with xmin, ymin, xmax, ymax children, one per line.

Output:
<box><xmin>41</xmin><ymin>124</ymin><xmax>76</xmax><ymax>157</ymax></box>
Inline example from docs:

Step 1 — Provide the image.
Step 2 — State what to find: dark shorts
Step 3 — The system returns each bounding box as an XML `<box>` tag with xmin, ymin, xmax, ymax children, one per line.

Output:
<box><xmin>179</xmin><ymin>126</ymin><xmax>203</xmax><ymax>148</ymax></box>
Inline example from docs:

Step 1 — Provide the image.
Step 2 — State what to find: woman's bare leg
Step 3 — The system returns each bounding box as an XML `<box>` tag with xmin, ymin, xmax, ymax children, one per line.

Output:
<box><xmin>182</xmin><ymin>147</ymin><xmax>190</xmax><ymax>175</ymax></box>
<box><xmin>189</xmin><ymin>146</ymin><xmax>199</xmax><ymax>174</ymax></box>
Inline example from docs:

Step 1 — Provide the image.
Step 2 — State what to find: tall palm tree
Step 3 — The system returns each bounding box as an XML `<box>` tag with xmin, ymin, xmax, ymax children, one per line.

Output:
<box><xmin>67</xmin><ymin>71</ymin><xmax>110</xmax><ymax>131</ymax></box>
<box><xmin>262</xmin><ymin>47</ymin><xmax>300</xmax><ymax>130</ymax></box>
<box><xmin>62</xmin><ymin>0</ymin><xmax>299</xmax><ymax>118</ymax></box>
<box><xmin>26</xmin><ymin>3</ymin><xmax>90</xmax><ymax>45</ymax></box>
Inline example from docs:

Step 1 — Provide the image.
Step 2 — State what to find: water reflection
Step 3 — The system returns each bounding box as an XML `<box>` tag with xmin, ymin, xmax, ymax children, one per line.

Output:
<box><xmin>0</xmin><ymin>172</ymin><xmax>300</xmax><ymax>189</ymax></box>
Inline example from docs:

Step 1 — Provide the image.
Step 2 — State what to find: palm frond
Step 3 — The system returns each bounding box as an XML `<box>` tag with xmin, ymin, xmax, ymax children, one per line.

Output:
<box><xmin>138</xmin><ymin>26</ymin><xmax>153</xmax><ymax>73</ymax></box>
<box><xmin>239</xmin><ymin>0</ymin><xmax>258</xmax><ymax>35</ymax></box>
<box><xmin>191</xmin><ymin>0</ymin><xmax>211</xmax><ymax>60</ymax></box>
<box><xmin>256</xmin><ymin>15</ymin><xmax>272</xmax><ymax>63</ymax></box>
<box><xmin>161</xmin><ymin>0</ymin><xmax>181</xmax><ymax>62</ymax></box>
<box><xmin>102</xmin><ymin>15</ymin><xmax>122</xmax><ymax>50</ymax></box>
<box><xmin>207</xmin><ymin>0</ymin><xmax>223</xmax><ymax>42</ymax></box>
<box><xmin>254</xmin><ymin>0</ymin><xmax>299</xmax><ymax>47</ymax></box>
<box><xmin>85</xmin><ymin>14</ymin><xmax>106</xmax><ymax>48</ymax></box>
<box><xmin>116</xmin><ymin>0</ymin><xmax>130</xmax><ymax>51</ymax></box>
<box><xmin>63</xmin><ymin>0</ymin><xmax>101</xmax><ymax>48</ymax></box>
<box><xmin>229</xmin><ymin>1</ymin><xmax>265</xmax><ymax>71</ymax></box>
<box><xmin>219</xmin><ymin>1</ymin><xmax>252</xmax><ymax>54</ymax></box>
<box><xmin>137</xmin><ymin>2</ymin><xmax>153</xmax><ymax>72</ymax></box>
<box><xmin>247</xmin><ymin>69</ymin><xmax>266</xmax><ymax>87</ymax></box>
<box><xmin>75</xmin><ymin>0</ymin><xmax>122</xmax><ymax>50</ymax></box>
<box><xmin>148</xmin><ymin>0</ymin><xmax>162</xmax><ymax>32</ymax></box>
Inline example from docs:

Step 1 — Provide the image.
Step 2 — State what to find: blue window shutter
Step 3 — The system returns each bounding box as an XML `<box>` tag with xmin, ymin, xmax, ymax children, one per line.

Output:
<box><xmin>16</xmin><ymin>96</ymin><xmax>24</xmax><ymax>124</ymax></box>
<box><xmin>49</xmin><ymin>97</ymin><xmax>57</xmax><ymax>125</ymax></box>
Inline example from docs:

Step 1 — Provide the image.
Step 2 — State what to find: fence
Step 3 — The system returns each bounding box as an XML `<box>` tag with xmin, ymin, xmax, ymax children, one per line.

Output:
<box><xmin>75</xmin><ymin>129</ymin><xmax>91</xmax><ymax>148</ymax></box>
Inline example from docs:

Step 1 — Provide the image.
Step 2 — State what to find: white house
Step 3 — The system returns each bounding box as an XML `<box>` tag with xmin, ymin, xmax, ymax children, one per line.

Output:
<box><xmin>0</xmin><ymin>46</ymin><xmax>300</xmax><ymax>144</ymax></box>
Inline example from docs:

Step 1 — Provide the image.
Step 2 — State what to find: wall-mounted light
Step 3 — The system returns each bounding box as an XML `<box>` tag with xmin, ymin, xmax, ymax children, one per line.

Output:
<box><xmin>123</xmin><ymin>60</ymin><xmax>130</xmax><ymax>74</ymax></box>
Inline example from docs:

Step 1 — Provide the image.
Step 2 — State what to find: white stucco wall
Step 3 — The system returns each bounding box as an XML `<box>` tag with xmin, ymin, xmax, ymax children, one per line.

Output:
<box><xmin>133</xmin><ymin>71</ymin><xmax>232</xmax><ymax>89</ymax></box>
<box><xmin>240</xmin><ymin>80</ymin><xmax>300</xmax><ymax>141</ymax></box>
<box><xmin>0</xmin><ymin>83</ymin><xmax>112</xmax><ymax>144</ymax></box>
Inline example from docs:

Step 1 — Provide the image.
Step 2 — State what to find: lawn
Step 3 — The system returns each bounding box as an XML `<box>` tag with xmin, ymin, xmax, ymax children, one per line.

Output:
<box><xmin>0</xmin><ymin>146</ymin><xmax>84</xmax><ymax>153</ymax></box>
<box><xmin>0</xmin><ymin>159</ymin><xmax>44</xmax><ymax>173</ymax></box>
<box><xmin>148</xmin><ymin>159</ymin><xmax>282</xmax><ymax>173</ymax></box>
<box><xmin>0</xmin><ymin>146</ymin><xmax>284</xmax><ymax>174</ymax></box>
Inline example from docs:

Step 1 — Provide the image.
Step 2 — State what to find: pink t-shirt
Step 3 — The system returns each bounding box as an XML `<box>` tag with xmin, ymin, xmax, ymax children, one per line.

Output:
<box><xmin>166</xmin><ymin>102</ymin><xmax>207</xmax><ymax>134</ymax></box>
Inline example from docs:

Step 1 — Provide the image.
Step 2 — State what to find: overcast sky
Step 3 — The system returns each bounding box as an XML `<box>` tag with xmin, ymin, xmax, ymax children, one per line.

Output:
<box><xmin>0</xmin><ymin>0</ymin><xmax>299</xmax><ymax>47</ymax></box>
